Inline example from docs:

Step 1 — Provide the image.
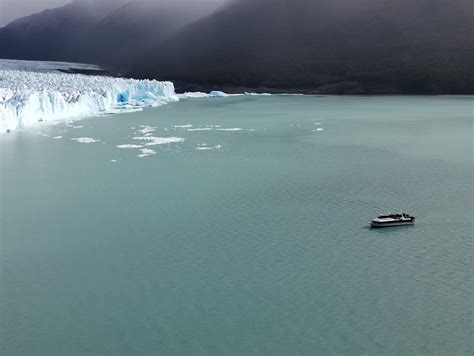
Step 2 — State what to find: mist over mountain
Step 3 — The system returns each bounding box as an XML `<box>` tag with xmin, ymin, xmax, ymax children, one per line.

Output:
<box><xmin>1</xmin><ymin>0</ymin><xmax>472</xmax><ymax>93</ymax></box>
<box><xmin>64</xmin><ymin>1</ymin><xmax>227</xmax><ymax>67</ymax></box>
<box><xmin>0</xmin><ymin>0</ymin><xmax>228</xmax><ymax>68</ymax></box>
<box><xmin>0</xmin><ymin>0</ymin><xmax>128</xmax><ymax>62</ymax></box>
<box><xmin>133</xmin><ymin>0</ymin><xmax>474</xmax><ymax>94</ymax></box>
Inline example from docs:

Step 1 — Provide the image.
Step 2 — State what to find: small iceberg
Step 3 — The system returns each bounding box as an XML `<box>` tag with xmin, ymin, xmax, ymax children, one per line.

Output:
<box><xmin>71</xmin><ymin>137</ymin><xmax>101</xmax><ymax>144</ymax></box>
<box><xmin>133</xmin><ymin>136</ymin><xmax>185</xmax><ymax>146</ymax></box>
<box><xmin>137</xmin><ymin>148</ymin><xmax>157</xmax><ymax>158</ymax></box>
<box><xmin>116</xmin><ymin>144</ymin><xmax>143</xmax><ymax>149</ymax></box>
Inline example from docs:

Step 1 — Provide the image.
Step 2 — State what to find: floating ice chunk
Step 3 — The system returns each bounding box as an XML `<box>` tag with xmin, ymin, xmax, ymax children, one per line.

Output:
<box><xmin>216</xmin><ymin>128</ymin><xmax>244</xmax><ymax>132</ymax></box>
<box><xmin>187</xmin><ymin>127</ymin><xmax>213</xmax><ymax>132</ymax></box>
<box><xmin>244</xmin><ymin>92</ymin><xmax>272</xmax><ymax>96</ymax></box>
<box><xmin>196</xmin><ymin>144</ymin><xmax>222</xmax><ymax>151</ymax></box>
<box><xmin>137</xmin><ymin>126</ymin><xmax>156</xmax><ymax>135</ymax></box>
<box><xmin>180</xmin><ymin>91</ymin><xmax>244</xmax><ymax>99</ymax></box>
<box><xmin>140</xmin><ymin>148</ymin><xmax>156</xmax><ymax>155</ymax></box>
<box><xmin>111</xmin><ymin>160</ymin><xmax>117</xmax><ymax>163</ymax></box>
<box><xmin>316</xmin><ymin>128</ymin><xmax>324</xmax><ymax>132</ymax></box>
<box><xmin>177</xmin><ymin>92</ymin><xmax>208</xmax><ymax>99</ymax></box>
<box><xmin>209</xmin><ymin>91</ymin><xmax>243</xmax><ymax>97</ymax></box>
<box><xmin>117</xmin><ymin>144</ymin><xmax>143</xmax><ymax>149</ymax></box>
<box><xmin>52</xmin><ymin>136</ymin><xmax>63</xmax><ymax>139</ymax></box>
<box><xmin>174</xmin><ymin>124</ymin><xmax>193</xmax><ymax>128</ymax></box>
<box><xmin>71</xmin><ymin>137</ymin><xmax>101</xmax><ymax>143</ymax></box>
<box><xmin>133</xmin><ymin>136</ymin><xmax>185</xmax><ymax>146</ymax></box>
<box><xmin>209</xmin><ymin>91</ymin><xmax>229</xmax><ymax>97</ymax></box>
<box><xmin>137</xmin><ymin>148</ymin><xmax>157</xmax><ymax>158</ymax></box>
<box><xmin>179</xmin><ymin>91</ymin><xmax>230</xmax><ymax>98</ymax></box>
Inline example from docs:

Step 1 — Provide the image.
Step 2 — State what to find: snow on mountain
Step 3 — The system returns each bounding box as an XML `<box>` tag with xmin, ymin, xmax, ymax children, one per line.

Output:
<box><xmin>0</xmin><ymin>69</ymin><xmax>178</xmax><ymax>132</ymax></box>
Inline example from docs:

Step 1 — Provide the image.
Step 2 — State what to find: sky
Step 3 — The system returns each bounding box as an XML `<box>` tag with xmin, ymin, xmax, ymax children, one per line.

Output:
<box><xmin>0</xmin><ymin>0</ymin><xmax>71</xmax><ymax>26</ymax></box>
<box><xmin>0</xmin><ymin>0</ymin><xmax>230</xmax><ymax>27</ymax></box>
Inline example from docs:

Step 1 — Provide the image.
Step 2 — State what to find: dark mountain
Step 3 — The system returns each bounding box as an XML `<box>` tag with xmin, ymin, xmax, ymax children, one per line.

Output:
<box><xmin>0</xmin><ymin>0</ymin><xmax>127</xmax><ymax>62</ymax></box>
<box><xmin>1</xmin><ymin>0</ymin><xmax>472</xmax><ymax>93</ymax></box>
<box><xmin>62</xmin><ymin>1</ymin><xmax>223</xmax><ymax>68</ymax></box>
<box><xmin>0</xmin><ymin>0</ymin><xmax>224</xmax><ymax>70</ymax></box>
<box><xmin>132</xmin><ymin>0</ymin><xmax>474</xmax><ymax>94</ymax></box>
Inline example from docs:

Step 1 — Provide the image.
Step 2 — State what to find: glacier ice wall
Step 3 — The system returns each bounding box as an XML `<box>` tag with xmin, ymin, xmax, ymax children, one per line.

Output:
<box><xmin>0</xmin><ymin>70</ymin><xmax>178</xmax><ymax>132</ymax></box>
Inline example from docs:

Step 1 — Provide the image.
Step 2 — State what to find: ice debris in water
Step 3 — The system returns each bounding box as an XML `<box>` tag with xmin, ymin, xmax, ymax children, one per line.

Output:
<box><xmin>0</xmin><ymin>69</ymin><xmax>178</xmax><ymax>132</ymax></box>
<box><xmin>209</xmin><ymin>91</ymin><xmax>232</xmax><ymax>97</ymax></box>
<box><xmin>133</xmin><ymin>136</ymin><xmax>185</xmax><ymax>146</ymax></box>
<box><xmin>178</xmin><ymin>91</ymin><xmax>231</xmax><ymax>99</ymax></box>
<box><xmin>117</xmin><ymin>144</ymin><xmax>143</xmax><ymax>149</ymax></box>
<box><xmin>174</xmin><ymin>124</ymin><xmax>193</xmax><ymax>128</ymax></box>
<box><xmin>137</xmin><ymin>148</ymin><xmax>157</xmax><ymax>158</ymax></box>
<box><xmin>196</xmin><ymin>144</ymin><xmax>222</xmax><ymax>151</ymax></box>
<box><xmin>137</xmin><ymin>126</ymin><xmax>156</xmax><ymax>135</ymax></box>
<box><xmin>187</xmin><ymin>127</ymin><xmax>213</xmax><ymax>132</ymax></box>
<box><xmin>178</xmin><ymin>91</ymin><xmax>267</xmax><ymax>99</ymax></box>
<box><xmin>71</xmin><ymin>137</ymin><xmax>101</xmax><ymax>144</ymax></box>
<box><xmin>177</xmin><ymin>92</ymin><xmax>209</xmax><ymax>99</ymax></box>
<box><xmin>216</xmin><ymin>128</ymin><xmax>244</xmax><ymax>132</ymax></box>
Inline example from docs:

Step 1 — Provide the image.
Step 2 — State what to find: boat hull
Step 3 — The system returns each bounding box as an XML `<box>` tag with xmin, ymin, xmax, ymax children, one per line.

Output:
<box><xmin>370</xmin><ymin>221</ymin><xmax>414</xmax><ymax>228</ymax></box>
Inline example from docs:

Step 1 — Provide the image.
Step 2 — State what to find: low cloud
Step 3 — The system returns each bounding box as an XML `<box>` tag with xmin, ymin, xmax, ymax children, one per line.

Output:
<box><xmin>0</xmin><ymin>0</ymin><xmax>232</xmax><ymax>27</ymax></box>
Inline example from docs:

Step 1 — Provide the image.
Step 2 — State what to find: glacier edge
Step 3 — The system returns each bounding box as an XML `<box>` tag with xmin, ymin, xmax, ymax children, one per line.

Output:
<box><xmin>0</xmin><ymin>70</ymin><xmax>178</xmax><ymax>132</ymax></box>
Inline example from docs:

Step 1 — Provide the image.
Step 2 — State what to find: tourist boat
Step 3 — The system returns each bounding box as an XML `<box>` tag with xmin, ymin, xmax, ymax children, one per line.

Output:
<box><xmin>369</xmin><ymin>212</ymin><xmax>415</xmax><ymax>228</ymax></box>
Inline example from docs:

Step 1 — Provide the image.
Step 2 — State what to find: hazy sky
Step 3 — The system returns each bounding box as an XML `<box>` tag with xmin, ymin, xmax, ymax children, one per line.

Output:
<box><xmin>0</xmin><ymin>0</ymin><xmax>230</xmax><ymax>27</ymax></box>
<box><xmin>0</xmin><ymin>0</ymin><xmax>71</xmax><ymax>26</ymax></box>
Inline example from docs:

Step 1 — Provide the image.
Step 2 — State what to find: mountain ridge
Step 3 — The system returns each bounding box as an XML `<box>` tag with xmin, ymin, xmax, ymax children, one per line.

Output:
<box><xmin>1</xmin><ymin>0</ymin><xmax>472</xmax><ymax>94</ymax></box>
<box><xmin>131</xmin><ymin>0</ymin><xmax>474</xmax><ymax>94</ymax></box>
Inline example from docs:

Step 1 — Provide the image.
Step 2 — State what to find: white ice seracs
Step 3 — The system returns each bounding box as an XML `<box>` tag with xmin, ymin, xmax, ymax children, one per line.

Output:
<box><xmin>0</xmin><ymin>69</ymin><xmax>178</xmax><ymax>132</ymax></box>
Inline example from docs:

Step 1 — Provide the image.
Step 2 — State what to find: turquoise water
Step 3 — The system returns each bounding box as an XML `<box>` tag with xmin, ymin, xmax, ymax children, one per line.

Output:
<box><xmin>1</xmin><ymin>96</ymin><xmax>473</xmax><ymax>355</ymax></box>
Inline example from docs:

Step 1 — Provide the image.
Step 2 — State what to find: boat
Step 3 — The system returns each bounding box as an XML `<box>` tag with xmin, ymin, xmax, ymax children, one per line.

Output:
<box><xmin>369</xmin><ymin>212</ymin><xmax>415</xmax><ymax>228</ymax></box>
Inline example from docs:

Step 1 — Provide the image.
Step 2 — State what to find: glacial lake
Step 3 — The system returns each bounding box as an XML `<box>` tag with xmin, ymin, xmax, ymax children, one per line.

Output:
<box><xmin>1</xmin><ymin>95</ymin><xmax>472</xmax><ymax>355</ymax></box>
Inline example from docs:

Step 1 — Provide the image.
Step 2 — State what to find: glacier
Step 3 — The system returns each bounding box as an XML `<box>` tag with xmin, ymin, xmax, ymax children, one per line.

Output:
<box><xmin>0</xmin><ymin>69</ymin><xmax>178</xmax><ymax>132</ymax></box>
<box><xmin>0</xmin><ymin>60</ymin><xmax>276</xmax><ymax>133</ymax></box>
